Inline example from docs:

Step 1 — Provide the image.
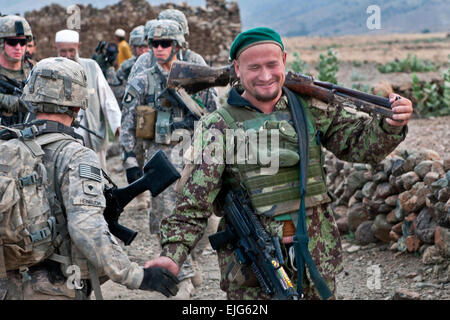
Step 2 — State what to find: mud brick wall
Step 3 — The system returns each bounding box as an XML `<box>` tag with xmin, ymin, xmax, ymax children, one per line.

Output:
<box><xmin>24</xmin><ymin>0</ymin><xmax>241</xmax><ymax>66</ymax></box>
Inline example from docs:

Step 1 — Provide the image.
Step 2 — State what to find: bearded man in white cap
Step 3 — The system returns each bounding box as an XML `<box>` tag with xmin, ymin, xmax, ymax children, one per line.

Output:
<box><xmin>54</xmin><ymin>29</ymin><xmax>122</xmax><ymax>171</ymax></box>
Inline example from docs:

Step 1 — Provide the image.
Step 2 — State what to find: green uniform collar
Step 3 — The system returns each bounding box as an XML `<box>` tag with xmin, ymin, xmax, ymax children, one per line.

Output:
<box><xmin>227</xmin><ymin>87</ymin><xmax>262</xmax><ymax>113</ymax></box>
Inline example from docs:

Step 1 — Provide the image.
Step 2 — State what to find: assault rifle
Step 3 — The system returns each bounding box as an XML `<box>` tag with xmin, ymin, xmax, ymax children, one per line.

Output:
<box><xmin>167</xmin><ymin>61</ymin><xmax>395</xmax><ymax>119</ymax></box>
<box><xmin>209</xmin><ymin>190</ymin><xmax>299</xmax><ymax>300</ymax></box>
<box><xmin>0</xmin><ymin>74</ymin><xmax>35</xmax><ymax>125</ymax></box>
<box><xmin>103</xmin><ymin>150</ymin><xmax>180</xmax><ymax>245</ymax></box>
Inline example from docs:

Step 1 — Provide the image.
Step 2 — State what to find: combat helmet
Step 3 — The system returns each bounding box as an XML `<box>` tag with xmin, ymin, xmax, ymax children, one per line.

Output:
<box><xmin>0</xmin><ymin>15</ymin><xmax>33</xmax><ymax>62</ymax></box>
<box><xmin>0</xmin><ymin>15</ymin><xmax>33</xmax><ymax>40</ymax></box>
<box><xmin>158</xmin><ymin>9</ymin><xmax>189</xmax><ymax>36</ymax></box>
<box><xmin>148</xmin><ymin>19</ymin><xmax>185</xmax><ymax>47</ymax></box>
<box><xmin>22</xmin><ymin>57</ymin><xmax>88</xmax><ymax>117</ymax></box>
<box><xmin>144</xmin><ymin>19</ymin><xmax>158</xmax><ymax>42</ymax></box>
<box><xmin>129</xmin><ymin>25</ymin><xmax>147</xmax><ymax>46</ymax></box>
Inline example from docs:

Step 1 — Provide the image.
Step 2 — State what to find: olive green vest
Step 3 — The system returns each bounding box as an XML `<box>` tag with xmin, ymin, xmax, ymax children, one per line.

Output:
<box><xmin>217</xmin><ymin>95</ymin><xmax>331</xmax><ymax>220</ymax></box>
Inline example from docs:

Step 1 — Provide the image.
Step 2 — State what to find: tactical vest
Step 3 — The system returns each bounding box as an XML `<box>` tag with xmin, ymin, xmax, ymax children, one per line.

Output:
<box><xmin>217</xmin><ymin>94</ymin><xmax>331</xmax><ymax>221</ymax></box>
<box><xmin>77</xmin><ymin>58</ymin><xmax>106</xmax><ymax>152</ymax></box>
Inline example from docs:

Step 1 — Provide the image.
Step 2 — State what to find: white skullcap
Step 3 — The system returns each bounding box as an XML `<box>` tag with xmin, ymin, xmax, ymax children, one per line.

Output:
<box><xmin>115</xmin><ymin>28</ymin><xmax>126</xmax><ymax>37</ymax></box>
<box><xmin>55</xmin><ymin>29</ymin><xmax>79</xmax><ymax>43</ymax></box>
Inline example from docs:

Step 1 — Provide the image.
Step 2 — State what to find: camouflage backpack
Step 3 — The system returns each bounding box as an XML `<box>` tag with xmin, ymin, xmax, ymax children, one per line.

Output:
<box><xmin>0</xmin><ymin>125</ymin><xmax>75</xmax><ymax>277</ymax></box>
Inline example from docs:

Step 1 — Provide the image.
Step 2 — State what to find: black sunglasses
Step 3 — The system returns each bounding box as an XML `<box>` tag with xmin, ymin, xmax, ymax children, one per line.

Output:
<box><xmin>150</xmin><ymin>40</ymin><xmax>172</xmax><ymax>49</ymax></box>
<box><xmin>5</xmin><ymin>38</ymin><xmax>28</xmax><ymax>47</ymax></box>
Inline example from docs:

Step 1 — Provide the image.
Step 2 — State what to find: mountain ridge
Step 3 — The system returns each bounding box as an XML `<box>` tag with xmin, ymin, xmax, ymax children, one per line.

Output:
<box><xmin>2</xmin><ymin>0</ymin><xmax>449</xmax><ymax>37</ymax></box>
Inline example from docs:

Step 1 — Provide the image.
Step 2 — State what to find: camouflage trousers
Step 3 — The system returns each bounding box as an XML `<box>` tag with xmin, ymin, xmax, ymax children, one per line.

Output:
<box><xmin>217</xmin><ymin>203</ymin><xmax>343</xmax><ymax>300</ymax></box>
<box><xmin>0</xmin><ymin>266</ymin><xmax>90</xmax><ymax>300</ymax></box>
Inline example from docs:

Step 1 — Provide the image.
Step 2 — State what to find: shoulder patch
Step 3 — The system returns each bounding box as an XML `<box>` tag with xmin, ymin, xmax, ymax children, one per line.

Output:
<box><xmin>124</xmin><ymin>92</ymin><xmax>134</xmax><ymax>104</ymax></box>
<box><xmin>79</xmin><ymin>164</ymin><xmax>102</xmax><ymax>182</ymax></box>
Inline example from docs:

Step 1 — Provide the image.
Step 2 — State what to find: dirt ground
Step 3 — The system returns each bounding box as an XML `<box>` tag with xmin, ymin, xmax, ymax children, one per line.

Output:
<box><xmin>98</xmin><ymin>114</ymin><xmax>450</xmax><ymax>301</ymax></box>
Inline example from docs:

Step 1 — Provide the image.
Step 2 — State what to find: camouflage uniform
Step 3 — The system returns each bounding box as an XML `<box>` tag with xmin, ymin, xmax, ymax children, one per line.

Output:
<box><xmin>160</xmin><ymin>87</ymin><xmax>408</xmax><ymax>299</ymax></box>
<box><xmin>0</xmin><ymin>15</ymin><xmax>33</xmax><ymax>126</ymax></box>
<box><xmin>120</xmin><ymin>20</ymin><xmax>218</xmax><ymax>282</ymax></box>
<box><xmin>1</xmin><ymin>57</ymin><xmax>143</xmax><ymax>300</ymax></box>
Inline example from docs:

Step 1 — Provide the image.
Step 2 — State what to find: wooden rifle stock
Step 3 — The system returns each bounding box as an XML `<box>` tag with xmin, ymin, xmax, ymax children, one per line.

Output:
<box><xmin>284</xmin><ymin>72</ymin><xmax>394</xmax><ymax>119</ymax></box>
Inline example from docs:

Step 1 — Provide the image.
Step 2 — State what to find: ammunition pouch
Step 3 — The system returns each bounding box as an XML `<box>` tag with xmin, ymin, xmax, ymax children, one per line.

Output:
<box><xmin>136</xmin><ymin>105</ymin><xmax>156</xmax><ymax>140</ymax></box>
<box><xmin>155</xmin><ymin>110</ymin><xmax>172</xmax><ymax>145</ymax></box>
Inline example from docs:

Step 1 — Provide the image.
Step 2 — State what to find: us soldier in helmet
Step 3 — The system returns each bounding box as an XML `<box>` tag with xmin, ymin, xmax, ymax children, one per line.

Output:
<box><xmin>0</xmin><ymin>15</ymin><xmax>34</xmax><ymax>126</ymax></box>
<box><xmin>128</xmin><ymin>9</ymin><xmax>210</xmax><ymax>81</ymax></box>
<box><xmin>120</xmin><ymin>19</ymin><xmax>218</xmax><ymax>299</ymax></box>
<box><xmin>0</xmin><ymin>57</ymin><xmax>179</xmax><ymax>300</ymax></box>
<box><xmin>106</xmin><ymin>25</ymin><xmax>150</xmax><ymax>109</ymax></box>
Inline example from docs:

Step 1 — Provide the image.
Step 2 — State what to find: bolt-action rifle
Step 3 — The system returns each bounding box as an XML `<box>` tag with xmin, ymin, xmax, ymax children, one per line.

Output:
<box><xmin>167</xmin><ymin>61</ymin><xmax>395</xmax><ymax>119</ymax></box>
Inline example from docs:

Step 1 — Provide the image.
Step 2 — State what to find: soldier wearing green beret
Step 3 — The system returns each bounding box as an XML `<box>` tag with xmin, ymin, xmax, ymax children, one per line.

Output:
<box><xmin>144</xmin><ymin>27</ymin><xmax>413</xmax><ymax>299</ymax></box>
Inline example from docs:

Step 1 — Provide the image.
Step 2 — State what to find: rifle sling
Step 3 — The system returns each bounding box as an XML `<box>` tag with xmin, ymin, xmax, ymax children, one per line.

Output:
<box><xmin>284</xmin><ymin>87</ymin><xmax>332</xmax><ymax>300</ymax></box>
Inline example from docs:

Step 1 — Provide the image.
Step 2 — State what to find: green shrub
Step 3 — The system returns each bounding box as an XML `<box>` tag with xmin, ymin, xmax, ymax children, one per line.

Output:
<box><xmin>378</xmin><ymin>54</ymin><xmax>438</xmax><ymax>73</ymax></box>
<box><xmin>352</xmin><ymin>83</ymin><xmax>372</xmax><ymax>93</ymax></box>
<box><xmin>412</xmin><ymin>72</ymin><xmax>450</xmax><ymax>117</ymax></box>
<box><xmin>351</xmin><ymin>71</ymin><xmax>366</xmax><ymax>82</ymax></box>
<box><xmin>318</xmin><ymin>49</ymin><xmax>339</xmax><ymax>84</ymax></box>
<box><xmin>287</xmin><ymin>51</ymin><xmax>308</xmax><ymax>74</ymax></box>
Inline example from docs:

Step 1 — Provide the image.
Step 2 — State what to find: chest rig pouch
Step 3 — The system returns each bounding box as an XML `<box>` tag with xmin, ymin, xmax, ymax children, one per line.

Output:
<box><xmin>144</xmin><ymin>66</ymin><xmax>185</xmax><ymax>145</ymax></box>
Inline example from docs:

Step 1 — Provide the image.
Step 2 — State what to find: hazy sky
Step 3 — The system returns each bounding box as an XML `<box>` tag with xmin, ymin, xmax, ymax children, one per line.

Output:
<box><xmin>1</xmin><ymin>0</ymin><xmax>206</xmax><ymax>15</ymax></box>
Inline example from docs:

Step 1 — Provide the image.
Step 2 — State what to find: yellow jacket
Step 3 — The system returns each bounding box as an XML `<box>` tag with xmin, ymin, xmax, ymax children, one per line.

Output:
<box><xmin>117</xmin><ymin>40</ymin><xmax>132</xmax><ymax>67</ymax></box>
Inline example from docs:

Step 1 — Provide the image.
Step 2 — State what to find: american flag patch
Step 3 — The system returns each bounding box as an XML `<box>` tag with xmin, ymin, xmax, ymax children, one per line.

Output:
<box><xmin>79</xmin><ymin>164</ymin><xmax>102</xmax><ymax>182</ymax></box>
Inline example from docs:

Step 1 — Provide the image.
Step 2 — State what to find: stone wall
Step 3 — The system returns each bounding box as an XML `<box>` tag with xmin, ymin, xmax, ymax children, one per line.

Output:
<box><xmin>326</xmin><ymin>148</ymin><xmax>450</xmax><ymax>265</ymax></box>
<box><xmin>24</xmin><ymin>0</ymin><xmax>241</xmax><ymax>66</ymax></box>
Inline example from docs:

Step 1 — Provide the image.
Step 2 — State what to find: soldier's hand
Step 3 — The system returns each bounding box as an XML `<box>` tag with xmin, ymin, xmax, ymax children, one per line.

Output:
<box><xmin>144</xmin><ymin>256</ymin><xmax>180</xmax><ymax>276</ymax></box>
<box><xmin>126</xmin><ymin>166</ymin><xmax>142</xmax><ymax>184</ymax></box>
<box><xmin>386</xmin><ymin>93</ymin><xmax>413</xmax><ymax>127</ymax></box>
<box><xmin>139</xmin><ymin>266</ymin><xmax>180</xmax><ymax>297</ymax></box>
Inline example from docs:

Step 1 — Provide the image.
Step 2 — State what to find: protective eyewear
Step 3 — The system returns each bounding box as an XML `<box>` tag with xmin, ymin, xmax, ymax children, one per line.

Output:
<box><xmin>5</xmin><ymin>38</ymin><xmax>28</xmax><ymax>47</ymax></box>
<box><xmin>150</xmin><ymin>40</ymin><xmax>172</xmax><ymax>49</ymax></box>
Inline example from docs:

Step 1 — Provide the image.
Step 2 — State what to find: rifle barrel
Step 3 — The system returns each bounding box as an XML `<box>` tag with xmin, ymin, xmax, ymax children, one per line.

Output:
<box><xmin>313</xmin><ymin>80</ymin><xmax>391</xmax><ymax>108</ymax></box>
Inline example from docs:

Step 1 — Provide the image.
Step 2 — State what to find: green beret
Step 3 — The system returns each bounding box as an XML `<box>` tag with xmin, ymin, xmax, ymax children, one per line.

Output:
<box><xmin>229</xmin><ymin>27</ymin><xmax>284</xmax><ymax>61</ymax></box>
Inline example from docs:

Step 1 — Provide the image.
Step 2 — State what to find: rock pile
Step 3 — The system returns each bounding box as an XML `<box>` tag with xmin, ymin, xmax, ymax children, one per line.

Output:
<box><xmin>326</xmin><ymin>148</ymin><xmax>450</xmax><ymax>265</ymax></box>
<box><xmin>24</xmin><ymin>0</ymin><xmax>241</xmax><ymax>65</ymax></box>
